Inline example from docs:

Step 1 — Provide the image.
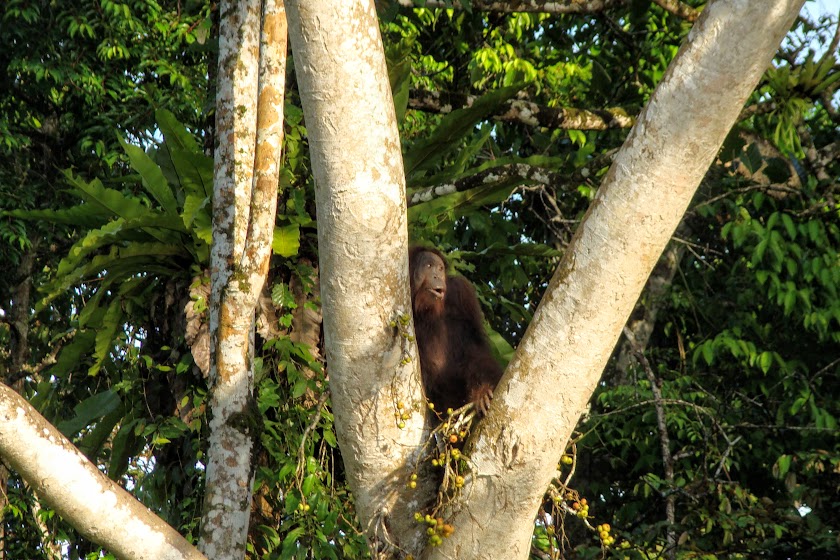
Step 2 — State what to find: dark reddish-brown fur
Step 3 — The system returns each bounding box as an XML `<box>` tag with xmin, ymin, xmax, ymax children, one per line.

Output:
<box><xmin>409</xmin><ymin>246</ymin><xmax>503</xmax><ymax>416</ymax></box>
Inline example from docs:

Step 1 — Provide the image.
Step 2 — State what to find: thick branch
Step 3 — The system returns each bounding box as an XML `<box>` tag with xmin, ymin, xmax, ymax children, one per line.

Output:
<box><xmin>201</xmin><ymin>1</ymin><xmax>286</xmax><ymax>558</ymax></box>
<box><xmin>409</xmin><ymin>89</ymin><xmax>634</xmax><ymax>131</ymax></box>
<box><xmin>287</xmin><ymin>1</ymin><xmax>432</xmax><ymax>557</ymax></box>
<box><xmin>0</xmin><ymin>383</ymin><xmax>206</xmax><ymax>560</ymax></box>
<box><xmin>408</xmin><ymin>163</ymin><xmax>566</xmax><ymax>206</ymax></box>
<box><xmin>652</xmin><ymin>0</ymin><xmax>700</xmax><ymax>21</ymax></box>
<box><xmin>430</xmin><ymin>1</ymin><xmax>806</xmax><ymax>557</ymax></box>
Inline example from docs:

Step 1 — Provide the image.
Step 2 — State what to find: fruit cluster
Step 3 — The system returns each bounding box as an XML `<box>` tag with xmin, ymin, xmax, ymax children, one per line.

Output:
<box><xmin>414</xmin><ymin>513</ymin><xmax>455</xmax><ymax>547</ymax></box>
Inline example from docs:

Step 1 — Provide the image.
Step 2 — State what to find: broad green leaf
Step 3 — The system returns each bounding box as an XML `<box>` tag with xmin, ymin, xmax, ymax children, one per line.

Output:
<box><xmin>50</xmin><ymin>330</ymin><xmax>97</xmax><ymax>378</ymax></box>
<box><xmin>404</xmin><ymin>84</ymin><xmax>522</xmax><ymax>177</ymax></box>
<box><xmin>5</xmin><ymin>204</ymin><xmax>111</xmax><ymax>228</ymax></box>
<box><xmin>302</xmin><ymin>474</ymin><xmax>316</xmax><ymax>496</ymax></box>
<box><xmin>386</xmin><ymin>41</ymin><xmax>412</xmax><ymax>123</ymax></box>
<box><xmin>740</xmin><ymin>143</ymin><xmax>763</xmax><ymax>174</ymax></box>
<box><xmin>781</xmin><ymin>213</ymin><xmax>796</xmax><ymax>239</ymax></box>
<box><xmin>450</xmin><ymin>123</ymin><xmax>493</xmax><ymax>175</ymax></box>
<box><xmin>56</xmin><ymin>214</ymin><xmax>185</xmax><ymax>277</ymax></box>
<box><xmin>273</xmin><ymin>224</ymin><xmax>301</xmax><ymax>257</ymax></box>
<box><xmin>109</xmin><ymin>417</ymin><xmax>142</xmax><ymax>480</ymax></box>
<box><xmin>57</xmin><ymin>390</ymin><xmax>122</xmax><ymax>436</ymax></box>
<box><xmin>719</xmin><ymin>127</ymin><xmax>747</xmax><ymax>163</ymax></box>
<box><xmin>156</xmin><ymin>109</ymin><xmax>200</xmax><ymax>154</ymax></box>
<box><xmin>702</xmin><ymin>342</ymin><xmax>714</xmax><ymax>365</ymax></box>
<box><xmin>281</xmin><ymin>526</ymin><xmax>306</xmax><ymax>558</ymax></box>
<box><xmin>790</xmin><ymin>391</ymin><xmax>809</xmax><ymax>415</ymax></box>
<box><xmin>182</xmin><ymin>193</ymin><xmax>212</xmax><ymax>246</ymax></box>
<box><xmin>65</xmin><ymin>172</ymin><xmax>153</xmax><ymax>221</ymax></box>
<box><xmin>408</xmin><ymin>181</ymin><xmax>518</xmax><ymax>226</ymax></box>
<box><xmin>292</xmin><ymin>377</ymin><xmax>309</xmax><ymax>399</ymax></box>
<box><xmin>78</xmin><ymin>404</ymin><xmax>125</xmax><ymax>458</ymax></box>
<box><xmin>487</xmin><ymin>327</ymin><xmax>514</xmax><ymax>365</ymax></box>
<box><xmin>466</xmin><ymin>242</ymin><xmax>563</xmax><ymax>259</ymax></box>
<box><xmin>78</xmin><ymin>289</ymin><xmax>107</xmax><ymax>329</ymax></box>
<box><xmin>88</xmin><ymin>299</ymin><xmax>123</xmax><ymax>376</ymax></box>
<box><xmin>118</xmin><ymin>135</ymin><xmax>179</xmax><ymax>214</ymax></box>
<box><xmin>164</xmin><ymin>145</ymin><xmax>214</xmax><ymax>200</ymax></box>
<box><xmin>38</xmin><ymin>243</ymin><xmax>188</xmax><ymax>309</ymax></box>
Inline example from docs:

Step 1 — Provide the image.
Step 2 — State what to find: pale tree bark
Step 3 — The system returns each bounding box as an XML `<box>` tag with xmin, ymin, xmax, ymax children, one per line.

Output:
<box><xmin>430</xmin><ymin>1</ymin><xmax>806</xmax><ymax>558</ymax></box>
<box><xmin>290</xmin><ymin>0</ymin><xmax>803</xmax><ymax>557</ymax></box>
<box><xmin>0</xmin><ymin>384</ymin><xmax>206</xmax><ymax>560</ymax></box>
<box><xmin>199</xmin><ymin>0</ymin><xmax>287</xmax><ymax>558</ymax></box>
<box><xmin>286</xmin><ymin>1</ymin><xmax>433</xmax><ymax>557</ymax></box>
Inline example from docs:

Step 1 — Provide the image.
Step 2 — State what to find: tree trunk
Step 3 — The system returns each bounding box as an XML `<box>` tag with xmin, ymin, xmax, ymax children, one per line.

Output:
<box><xmin>0</xmin><ymin>384</ymin><xmax>206</xmax><ymax>560</ymax></box>
<box><xmin>430</xmin><ymin>1</ymin><xmax>805</xmax><ymax>558</ymax></box>
<box><xmin>286</xmin><ymin>1</ymin><xmax>433</xmax><ymax>556</ymax></box>
<box><xmin>199</xmin><ymin>0</ymin><xmax>287</xmax><ymax>558</ymax></box>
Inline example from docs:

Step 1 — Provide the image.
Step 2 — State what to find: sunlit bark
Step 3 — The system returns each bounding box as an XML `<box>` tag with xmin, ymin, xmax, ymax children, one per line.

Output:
<box><xmin>431</xmin><ymin>1</ymin><xmax>806</xmax><ymax>558</ymax></box>
<box><xmin>0</xmin><ymin>384</ymin><xmax>207</xmax><ymax>560</ymax></box>
<box><xmin>199</xmin><ymin>1</ymin><xmax>287</xmax><ymax>558</ymax></box>
<box><xmin>287</xmin><ymin>1</ymin><xmax>433</xmax><ymax>556</ymax></box>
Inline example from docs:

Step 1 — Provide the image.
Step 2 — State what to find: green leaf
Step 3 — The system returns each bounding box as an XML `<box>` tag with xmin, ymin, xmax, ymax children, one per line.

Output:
<box><xmin>55</xmin><ymin>214</ymin><xmax>185</xmax><ymax>277</ymax></box>
<box><xmin>783</xmin><ymin>289</ymin><xmax>796</xmax><ymax>315</ymax></box>
<box><xmin>65</xmin><ymin>172</ymin><xmax>154</xmax><ymax>221</ymax></box>
<box><xmin>487</xmin><ymin>327</ymin><xmax>514</xmax><ymax>365</ymax></box>
<box><xmin>118</xmin><ymin>135</ymin><xmax>179</xmax><ymax>214</ymax></box>
<box><xmin>810</xmin><ymin>67</ymin><xmax>840</xmax><ymax>95</ymax></box>
<box><xmin>758</xmin><ymin>351</ymin><xmax>773</xmax><ymax>374</ymax></box>
<box><xmin>702</xmin><ymin>342</ymin><xmax>714</xmax><ymax>365</ymax></box>
<box><xmin>790</xmin><ymin>392</ymin><xmax>809</xmax><ymax>415</ymax></box>
<box><xmin>88</xmin><ymin>299</ymin><xmax>123</xmax><ymax>376</ymax></box>
<box><xmin>740</xmin><ymin>143</ymin><xmax>763</xmax><ymax>174</ymax></box>
<box><xmin>408</xmin><ymin>181</ymin><xmax>517</xmax><ymax>226</ymax></box>
<box><xmin>38</xmin><ymin>243</ymin><xmax>187</xmax><ymax>309</ymax></box>
<box><xmin>386</xmin><ymin>41</ymin><xmax>412</xmax><ymax>123</ymax></box>
<box><xmin>4</xmin><ymin>204</ymin><xmax>111</xmax><ymax>229</ymax></box>
<box><xmin>156</xmin><ymin>109</ymin><xmax>200</xmax><ymax>154</ymax></box>
<box><xmin>719</xmin><ymin>127</ymin><xmax>747</xmax><ymax>163</ymax></box>
<box><xmin>302</xmin><ymin>474</ymin><xmax>316</xmax><ymax>496</ymax></box>
<box><xmin>78</xmin><ymin>404</ymin><xmax>126</xmax><ymax>458</ymax></box>
<box><xmin>182</xmin><ymin>194</ymin><xmax>212</xmax><ymax>244</ymax></box>
<box><xmin>404</xmin><ymin>84</ymin><xmax>522</xmax><ymax>176</ymax></box>
<box><xmin>774</xmin><ymin>455</ymin><xmax>792</xmax><ymax>478</ymax></box>
<box><xmin>78</xmin><ymin>290</ymin><xmax>107</xmax><ymax>329</ymax></box>
<box><xmin>780</xmin><ymin>213</ymin><xmax>796</xmax><ymax>239</ymax></box>
<box><xmin>57</xmin><ymin>390</ymin><xmax>122</xmax><ymax>436</ymax></box>
<box><xmin>50</xmin><ymin>330</ymin><xmax>97</xmax><ymax>378</ymax></box>
<box><xmin>292</xmin><ymin>377</ymin><xmax>309</xmax><ymax>399</ymax></box>
<box><xmin>155</xmin><ymin>110</ymin><xmax>213</xmax><ymax>200</ymax></box>
<box><xmin>273</xmin><ymin>224</ymin><xmax>301</xmax><ymax>257</ymax></box>
<box><xmin>109</xmin><ymin>418</ymin><xmax>142</xmax><ymax>480</ymax></box>
<box><xmin>281</xmin><ymin>527</ymin><xmax>306</xmax><ymax>558</ymax></box>
<box><xmin>467</xmin><ymin>241</ymin><xmax>563</xmax><ymax>259</ymax></box>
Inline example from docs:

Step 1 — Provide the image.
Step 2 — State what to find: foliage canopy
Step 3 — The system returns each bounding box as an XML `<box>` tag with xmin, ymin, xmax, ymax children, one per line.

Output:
<box><xmin>1</xmin><ymin>1</ymin><xmax>838</xmax><ymax>558</ymax></box>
